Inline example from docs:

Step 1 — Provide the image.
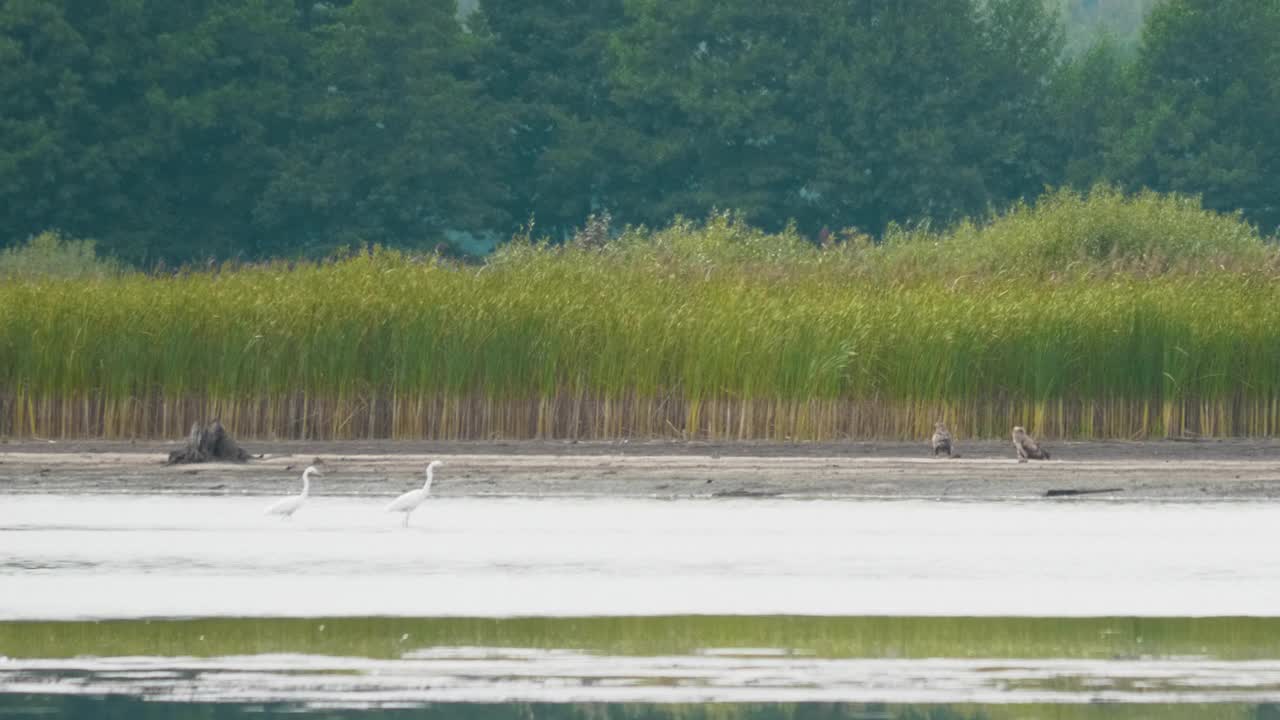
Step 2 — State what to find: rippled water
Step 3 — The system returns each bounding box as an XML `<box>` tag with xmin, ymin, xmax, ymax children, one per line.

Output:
<box><xmin>2</xmin><ymin>495</ymin><xmax>1279</xmax><ymax>715</ymax></box>
<box><xmin>6</xmin><ymin>650</ymin><xmax>1280</xmax><ymax>705</ymax></box>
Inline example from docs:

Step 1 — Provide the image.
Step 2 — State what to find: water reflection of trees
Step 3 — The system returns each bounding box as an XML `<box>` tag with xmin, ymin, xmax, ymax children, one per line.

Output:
<box><xmin>16</xmin><ymin>695</ymin><xmax>1280</xmax><ymax>719</ymax></box>
<box><xmin>0</xmin><ymin>698</ymin><xmax>997</xmax><ymax>720</ymax></box>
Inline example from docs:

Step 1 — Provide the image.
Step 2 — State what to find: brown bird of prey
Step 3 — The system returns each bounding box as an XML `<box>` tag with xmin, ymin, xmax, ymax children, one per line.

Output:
<box><xmin>931</xmin><ymin>421</ymin><xmax>954</xmax><ymax>458</ymax></box>
<box><xmin>1012</xmin><ymin>426</ymin><xmax>1050</xmax><ymax>462</ymax></box>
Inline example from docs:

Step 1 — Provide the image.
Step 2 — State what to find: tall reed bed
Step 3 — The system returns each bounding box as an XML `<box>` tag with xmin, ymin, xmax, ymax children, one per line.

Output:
<box><xmin>2</xmin><ymin>188</ymin><xmax>1277</xmax><ymax>440</ymax></box>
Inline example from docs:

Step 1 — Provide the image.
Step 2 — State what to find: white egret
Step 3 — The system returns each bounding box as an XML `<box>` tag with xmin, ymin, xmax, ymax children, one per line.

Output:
<box><xmin>387</xmin><ymin>460</ymin><xmax>442</xmax><ymax>527</ymax></box>
<box><xmin>265</xmin><ymin>465</ymin><xmax>321</xmax><ymax>518</ymax></box>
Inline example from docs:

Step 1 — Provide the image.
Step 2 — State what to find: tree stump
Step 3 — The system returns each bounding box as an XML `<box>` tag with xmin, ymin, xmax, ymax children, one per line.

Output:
<box><xmin>166</xmin><ymin>420</ymin><xmax>251</xmax><ymax>464</ymax></box>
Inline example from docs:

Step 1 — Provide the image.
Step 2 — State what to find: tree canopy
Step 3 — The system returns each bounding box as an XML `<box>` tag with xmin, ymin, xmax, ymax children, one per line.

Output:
<box><xmin>1</xmin><ymin>0</ymin><xmax>1276</xmax><ymax>263</ymax></box>
<box><xmin>1114</xmin><ymin>0</ymin><xmax>1280</xmax><ymax>233</ymax></box>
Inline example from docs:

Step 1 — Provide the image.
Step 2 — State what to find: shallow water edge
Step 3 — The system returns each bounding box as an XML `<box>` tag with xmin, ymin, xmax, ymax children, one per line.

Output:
<box><xmin>5</xmin><ymin>440</ymin><xmax>1280</xmax><ymax>501</ymax></box>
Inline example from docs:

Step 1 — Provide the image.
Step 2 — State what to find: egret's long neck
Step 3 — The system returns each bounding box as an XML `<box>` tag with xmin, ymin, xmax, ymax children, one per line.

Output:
<box><xmin>301</xmin><ymin>469</ymin><xmax>312</xmax><ymax>496</ymax></box>
<box><xmin>422</xmin><ymin>465</ymin><xmax>435</xmax><ymax>491</ymax></box>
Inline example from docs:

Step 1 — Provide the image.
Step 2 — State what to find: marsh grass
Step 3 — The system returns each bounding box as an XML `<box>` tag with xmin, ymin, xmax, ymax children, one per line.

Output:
<box><xmin>1</xmin><ymin>188</ymin><xmax>1277</xmax><ymax>441</ymax></box>
<box><xmin>0</xmin><ymin>231</ymin><xmax>123</xmax><ymax>279</ymax></box>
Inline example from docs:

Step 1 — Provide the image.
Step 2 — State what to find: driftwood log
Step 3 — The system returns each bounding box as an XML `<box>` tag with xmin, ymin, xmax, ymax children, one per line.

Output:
<box><xmin>166</xmin><ymin>420</ymin><xmax>251</xmax><ymax>465</ymax></box>
<box><xmin>1044</xmin><ymin>488</ymin><xmax>1124</xmax><ymax>497</ymax></box>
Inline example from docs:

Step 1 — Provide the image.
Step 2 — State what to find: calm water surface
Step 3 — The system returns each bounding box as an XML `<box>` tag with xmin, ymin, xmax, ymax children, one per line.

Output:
<box><xmin>2</xmin><ymin>495</ymin><xmax>1279</xmax><ymax>713</ymax></box>
<box><xmin>2</xmin><ymin>496</ymin><xmax>1279</xmax><ymax>618</ymax></box>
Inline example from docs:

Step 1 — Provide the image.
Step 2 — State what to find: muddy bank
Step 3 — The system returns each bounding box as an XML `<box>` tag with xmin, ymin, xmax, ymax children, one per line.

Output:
<box><xmin>1</xmin><ymin>439</ymin><xmax>1279</xmax><ymax>501</ymax></box>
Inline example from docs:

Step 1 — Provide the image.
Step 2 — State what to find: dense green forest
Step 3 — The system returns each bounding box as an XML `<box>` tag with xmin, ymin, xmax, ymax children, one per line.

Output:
<box><xmin>2</xmin><ymin>0</ymin><xmax>1276</xmax><ymax>263</ymax></box>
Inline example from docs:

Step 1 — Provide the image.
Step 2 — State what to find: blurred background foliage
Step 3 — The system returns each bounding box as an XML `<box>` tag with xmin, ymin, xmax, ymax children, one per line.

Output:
<box><xmin>2</xmin><ymin>0</ymin><xmax>1276</xmax><ymax>265</ymax></box>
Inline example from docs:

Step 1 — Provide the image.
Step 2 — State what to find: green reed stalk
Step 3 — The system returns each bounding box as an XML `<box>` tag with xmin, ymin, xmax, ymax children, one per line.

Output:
<box><xmin>1</xmin><ymin>189</ymin><xmax>1278</xmax><ymax>441</ymax></box>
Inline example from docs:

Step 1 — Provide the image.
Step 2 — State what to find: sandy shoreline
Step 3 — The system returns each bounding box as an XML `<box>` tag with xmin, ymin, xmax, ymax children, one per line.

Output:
<box><xmin>1</xmin><ymin>438</ymin><xmax>1279</xmax><ymax>501</ymax></box>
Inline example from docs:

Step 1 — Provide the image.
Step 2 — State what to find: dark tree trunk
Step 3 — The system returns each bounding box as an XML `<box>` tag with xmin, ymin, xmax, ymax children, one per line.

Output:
<box><xmin>166</xmin><ymin>420</ymin><xmax>251</xmax><ymax>464</ymax></box>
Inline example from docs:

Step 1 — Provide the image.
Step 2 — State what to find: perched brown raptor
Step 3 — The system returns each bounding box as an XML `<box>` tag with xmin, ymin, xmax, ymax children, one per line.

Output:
<box><xmin>1012</xmin><ymin>426</ymin><xmax>1050</xmax><ymax>462</ymax></box>
<box><xmin>931</xmin><ymin>421</ymin><xmax>954</xmax><ymax>458</ymax></box>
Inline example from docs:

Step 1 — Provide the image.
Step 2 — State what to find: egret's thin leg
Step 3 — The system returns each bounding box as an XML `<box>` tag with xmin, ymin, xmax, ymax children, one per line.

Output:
<box><xmin>402</xmin><ymin>512</ymin><xmax>409</xmax><ymax>528</ymax></box>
